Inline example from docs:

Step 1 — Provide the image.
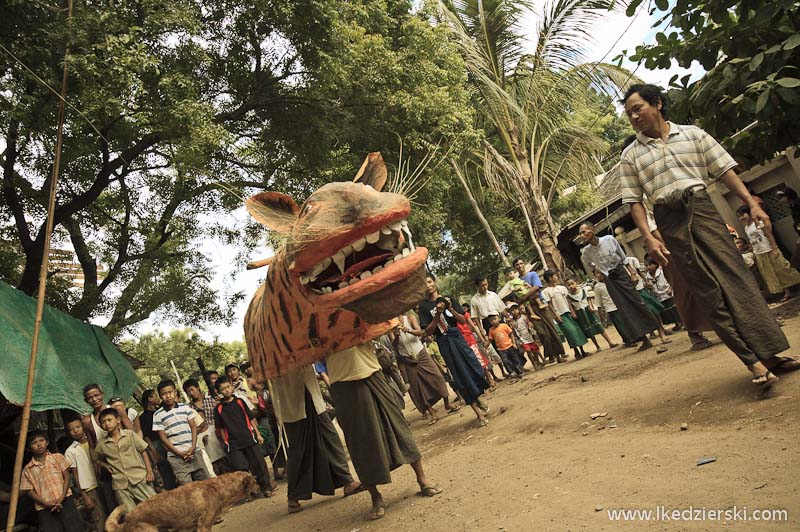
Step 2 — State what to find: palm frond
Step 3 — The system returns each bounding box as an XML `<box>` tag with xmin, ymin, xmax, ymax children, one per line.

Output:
<box><xmin>533</xmin><ymin>0</ymin><xmax>629</xmax><ymax>73</ymax></box>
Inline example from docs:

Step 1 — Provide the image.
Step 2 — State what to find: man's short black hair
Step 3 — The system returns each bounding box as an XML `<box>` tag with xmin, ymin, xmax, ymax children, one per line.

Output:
<box><xmin>27</xmin><ymin>429</ymin><xmax>48</xmax><ymax>447</ymax></box>
<box><xmin>157</xmin><ymin>379</ymin><xmax>176</xmax><ymax>393</ymax></box>
<box><xmin>82</xmin><ymin>383</ymin><xmax>102</xmax><ymax>396</ymax></box>
<box><xmin>64</xmin><ymin>417</ymin><xmax>82</xmax><ymax>429</ymax></box>
<box><xmin>474</xmin><ymin>276</ymin><xmax>487</xmax><ymax>285</ymax></box>
<box><xmin>513</xmin><ymin>257</ymin><xmax>525</xmax><ymax>265</ymax></box>
<box><xmin>579</xmin><ymin>220</ymin><xmax>595</xmax><ymax>230</ymax></box>
<box><xmin>214</xmin><ymin>375</ymin><xmax>232</xmax><ymax>391</ymax></box>
<box><xmin>622</xmin><ymin>84</ymin><xmax>669</xmax><ymax>119</ymax></box>
<box><xmin>99</xmin><ymin>407</ymin><xmax>119</xmax><ymax>420</ymax></box>
<box><xmin>141</xmin><ymin>389</ymin><xmax>156</xmax><ymax>405</ymax></box>
<box><xmin>182</xmin><ymin>378</ymin><xmax>200</xmax><ymax>392</ymax></box>
<box><xmin>736</xmin><ymin>205</ymin><xmax>751</xmax><ymax>216</ymax></box>
<box><xmin>224</xmin><ymin>363</ymin><xmax>239</xmax><ymax>373</ymax></box>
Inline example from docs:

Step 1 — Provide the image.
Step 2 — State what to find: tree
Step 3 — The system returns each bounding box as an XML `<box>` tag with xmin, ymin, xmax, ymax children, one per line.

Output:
<box><xmin>436</xmin><ymin>0</ymin><xmax>636</xmax><ymax>271</ymax></box>
<box><xmin>119</xmin><ymin>329</ymin><xmax>247</xmax><ymax>391</ymax></box>
<box><xmin>626</xmin><ymin>0</ymin><xmax>800</xmax><ymax>167</ymax></box>
<box><xmin>1</xmin><ymin>0</ymin><xmax>475</xmax><ymax>338</ymax></box>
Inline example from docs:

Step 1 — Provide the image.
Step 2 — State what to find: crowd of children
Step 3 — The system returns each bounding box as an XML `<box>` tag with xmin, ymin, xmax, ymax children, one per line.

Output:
<box><xmin>14</xmin><ymin>361</ymin><xmax>286</xmax><ymax>532</ymax></box>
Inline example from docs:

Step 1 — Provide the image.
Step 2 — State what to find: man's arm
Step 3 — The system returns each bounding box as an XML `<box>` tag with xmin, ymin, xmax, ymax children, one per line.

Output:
<box><xmin>54</xmin><ymin>467</ymin><xmax>71</xmax><ymax>510</ymax></box>
<box><xmin>632</xmin><ymin>202</ymin><xmax>671</xmax><ymax>266</ymax></box>
<box><xmin>469</xmin><ymin>314</ymin><xmax>482</xmax><ymax>331</ymax></box>
<box><xmin>580</xmin><ymin>250</ymin><xmax>594</xmax><ymax>276</ymax></box>
<box><xmin>493</xmin><ymin>293</ymin><xmax>510</xmax><ymax>319</ymax></box>
<box><xmin>141</xmin><ymin>447</ymin><xmax>155</xmax><ymax>483</ymax></box>
<box><xmin>157</xmin><ymin>430</ymin><xmax>183</xmax><ymax>458</ymax></box>
<box><xmin>187</xmin><ymin>416</ymin><xmax>198</xmax><ymax>457</ymax></box>
<box><xmin>113</xmin><ymin>404</ymin><xmax>134</xmax><ymax>431</ymax></box>
<box><xmin>69</xmin><ymin>465</ymin><xmax>95</xmax><ymax>510</ymax></box>
<box><xmin>133</xmin><ymin>414</ymin><xmax>143</xmax><ymax>436</ymax></box>
<box><xmin>466</xmin><ymin>317</ymin><xmax>487</xmax><ymax>344</ymax></box>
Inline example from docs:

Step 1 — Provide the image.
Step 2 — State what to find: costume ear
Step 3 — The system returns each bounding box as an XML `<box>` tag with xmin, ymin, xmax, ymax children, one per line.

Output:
<box><xmin>353</xmin><ymin>152</ymin><xmax>388</xmax><ymax>192</ymax></box>
<box><xmin>245</xmin><ymin>192</ymin><xmax>299</xmax><ymax>232</ymax></box>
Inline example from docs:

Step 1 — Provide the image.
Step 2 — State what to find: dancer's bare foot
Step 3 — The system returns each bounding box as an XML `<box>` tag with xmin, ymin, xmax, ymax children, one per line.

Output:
<box><xmin>366</xmin><ymin>489</ymin><xmax>386</xmax><ymax>521</ymax></box>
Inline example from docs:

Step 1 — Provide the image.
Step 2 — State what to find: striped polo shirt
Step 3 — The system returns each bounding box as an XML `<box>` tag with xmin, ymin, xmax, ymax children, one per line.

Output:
<box><xmin>152</xmin><ymin>403</ymin><xmax>198</xmax><ymax>455</ymax></box>
<box><xmin>619</xmin><ymin>122</ymin><xmax>737</xmax><ymax>204</ymax></box>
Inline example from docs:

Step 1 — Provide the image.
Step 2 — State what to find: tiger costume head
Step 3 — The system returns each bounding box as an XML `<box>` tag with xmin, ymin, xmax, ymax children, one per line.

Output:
<box><xmin>243</xmin><ymin>153</ymin><xmax>428</xmax><ymax>378</ymax></box>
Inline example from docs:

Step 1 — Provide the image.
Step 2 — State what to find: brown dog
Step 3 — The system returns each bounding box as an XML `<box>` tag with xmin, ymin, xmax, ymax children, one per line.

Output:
<box><xmin>105</xmin><ymin>471</ymin><xmax>260</xmax><ymax>532</ymax></box>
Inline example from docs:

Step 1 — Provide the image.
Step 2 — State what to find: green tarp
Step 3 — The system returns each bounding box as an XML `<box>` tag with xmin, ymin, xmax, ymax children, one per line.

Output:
<box><xmin>0</xmin><ymin>281</ymin><xmax>138</xmax><ymax>413</ymax></box>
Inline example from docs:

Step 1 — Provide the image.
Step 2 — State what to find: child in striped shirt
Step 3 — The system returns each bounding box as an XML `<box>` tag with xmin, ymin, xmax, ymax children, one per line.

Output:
<box><xmin>152</xmin><ymin>380</ymin><xmax>210</xmax><ymax>485</ymax></box>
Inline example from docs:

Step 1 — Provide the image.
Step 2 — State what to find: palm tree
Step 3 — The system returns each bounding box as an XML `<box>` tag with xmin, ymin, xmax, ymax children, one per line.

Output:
<box><xmin>438</xmin><ymin>0</ymin><xmax>637</xmax><ymax>270</ymax></box>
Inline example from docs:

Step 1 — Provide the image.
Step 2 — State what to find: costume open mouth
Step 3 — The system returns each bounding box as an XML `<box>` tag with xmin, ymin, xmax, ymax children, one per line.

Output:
<box><xmin>295</xmin><ymin>215</ymin><xmax>428</xmax><ymax>322</ymax></box>
<box><xmin>299</xmin><ymin>217</ymin><xmax>420</xmax><ymax>295</ymax></box>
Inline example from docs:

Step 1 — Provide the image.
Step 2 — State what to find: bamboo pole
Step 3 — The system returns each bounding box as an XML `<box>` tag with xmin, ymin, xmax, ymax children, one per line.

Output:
<box><xmin>5</xmin><ymin>1</ymin><xmax>73</xmax><ymax>530</ymax></box>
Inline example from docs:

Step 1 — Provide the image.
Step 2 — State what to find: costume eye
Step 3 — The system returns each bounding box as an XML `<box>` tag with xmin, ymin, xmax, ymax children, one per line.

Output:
<box><xmin>300</xmin><ymin>202</ymin><xmax>316</xmax><ymax>217</ymax></box>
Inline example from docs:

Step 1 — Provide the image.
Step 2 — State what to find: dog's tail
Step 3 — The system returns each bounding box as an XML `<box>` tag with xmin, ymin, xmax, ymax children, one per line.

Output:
<box><xmin>105</xmin><ymin>505</ymin><xmax>129</xmax><ymax>532</ymax></box>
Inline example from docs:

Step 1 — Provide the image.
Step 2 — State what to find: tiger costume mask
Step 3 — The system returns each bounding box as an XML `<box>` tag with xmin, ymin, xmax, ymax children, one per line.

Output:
<box><xmin>244</xmin><ymin>152</ymin><xmax>428</xmax><ymax>378</ymax></box>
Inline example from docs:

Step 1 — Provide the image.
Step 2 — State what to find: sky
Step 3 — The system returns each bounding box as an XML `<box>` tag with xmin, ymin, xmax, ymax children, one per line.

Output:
<box><xmin>139</xmin><ymin>2</ymin><xmax>706</xmax><ymax>344</ymax></box>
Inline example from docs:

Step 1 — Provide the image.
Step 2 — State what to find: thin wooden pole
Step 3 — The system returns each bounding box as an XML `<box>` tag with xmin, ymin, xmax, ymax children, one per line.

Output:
<box><xmin>450</xmin><ymin>158</ymin><xmax>511</xmax><ymax>266</ymax></box>
<box><xmin>5</xmin><ymin>1</ymin><xmax>73</xmax><ymax>530</ymax></box>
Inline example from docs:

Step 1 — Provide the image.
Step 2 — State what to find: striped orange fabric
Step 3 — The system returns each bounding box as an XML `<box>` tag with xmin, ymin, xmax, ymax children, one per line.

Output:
<box><xmin>20</xmin><ymin>452</ymin><xmax>72</xmax><ymax>510</ymax></box>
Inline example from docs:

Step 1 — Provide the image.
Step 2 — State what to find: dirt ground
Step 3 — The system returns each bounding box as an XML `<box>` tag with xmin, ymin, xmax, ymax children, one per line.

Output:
<box><xmin>219</xmin><ymin>310</ymin><xmax>800</xmax><ymax>532</ymax></box>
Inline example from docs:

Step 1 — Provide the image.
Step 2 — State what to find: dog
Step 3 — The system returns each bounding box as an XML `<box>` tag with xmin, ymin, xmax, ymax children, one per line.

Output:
<box><xmin>105</xmin><ymin>471</ymin><xmax>261</xmax><ymax>532</ymax></box>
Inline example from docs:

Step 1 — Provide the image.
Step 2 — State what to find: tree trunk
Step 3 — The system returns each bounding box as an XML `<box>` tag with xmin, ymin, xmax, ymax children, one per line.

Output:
<box><xmin>530</xmin><ymin>193</ymin><xmax>564</xmax><ymax>272</ymax></box>
<box><xmin>517</xmin><ymin>198</ymin><xmax>548</xmax><ymax>269</ymax></box>
<box><xmin>507</xmin><ymin>134</ymin><xmax>566</xmax><ymax>273</ymax></box>
<box><xmin>451</xmin><ymin>159</ymin><xmax>510</xmax><ymax>267</ymax></box>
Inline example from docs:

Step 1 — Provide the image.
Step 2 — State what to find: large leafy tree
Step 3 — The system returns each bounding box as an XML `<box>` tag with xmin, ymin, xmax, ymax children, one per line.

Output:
<box><xmin>0</xmin><ymin>0</ymin><xmax>475</xmax><ymax>337</ymax></box>
<box><xmin>437</xmin><ymin>0</ymin><xmax>635</xmax><ymax>271</ymax></box>
<box><xmin>626</xmin><ymin>0</ymin><xmax>800</xmax><ymax>167</ymax></box>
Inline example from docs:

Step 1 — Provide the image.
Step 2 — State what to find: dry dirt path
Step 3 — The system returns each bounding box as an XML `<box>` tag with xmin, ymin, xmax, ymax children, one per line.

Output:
<box><xmin>219</xmin><ymin>318</ymin><xmax>800</xmax><ymax>532</ymax></box>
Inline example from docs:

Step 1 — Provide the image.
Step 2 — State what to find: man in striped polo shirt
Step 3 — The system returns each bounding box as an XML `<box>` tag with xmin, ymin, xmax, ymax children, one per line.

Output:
<box><xmin>620</xmin><ymin>84</ymin><xmax>799</xmax><ymax>388</ymax></box>
<box><xmin>153</xmin><ymin>379</ymin><xmax>210</xmax><ymax>485</ymax></box>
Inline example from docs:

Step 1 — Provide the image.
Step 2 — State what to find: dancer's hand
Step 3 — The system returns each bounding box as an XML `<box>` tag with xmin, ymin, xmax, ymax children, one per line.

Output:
<box><xmin>645</xmin><ymin>236</ymin><xmax>671</xmax><ymax>267</ymax></box>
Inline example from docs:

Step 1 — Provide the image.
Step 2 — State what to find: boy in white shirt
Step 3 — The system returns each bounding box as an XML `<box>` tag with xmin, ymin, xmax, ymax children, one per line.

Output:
<box><xmin>64</xmin><ymin>418</ymin><xmax>107</xmax><ymax>531</ymax></box>
<box><xmin>737</xmin><ymin>204</ymin><xmax>800</xmax><ymax>302</ymax></box>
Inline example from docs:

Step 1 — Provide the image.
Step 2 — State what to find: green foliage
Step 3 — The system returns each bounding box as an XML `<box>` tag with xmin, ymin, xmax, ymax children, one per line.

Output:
<box><xmin>437</xmin><ymin>0</ymin><xmax>636</xmax><ymax>270</ymax></box>
<box><xmin>0</xmin><ymin>0</ymin><xmax>475</xmax><ymax>337</ymax></box>
<box><xmin>119</xmin><ymin>329</ymin><xmax>247</xmax><ymax>392</ymax></box>
<box><xmin>550</xmin><ymin>182</ymin><xmax>604</xmax><ymax>229</ymax></box>
<box><xmin>625</xmin><ymin>0</ymin><xmax>800</xmax><ymax>166</ymax></box>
